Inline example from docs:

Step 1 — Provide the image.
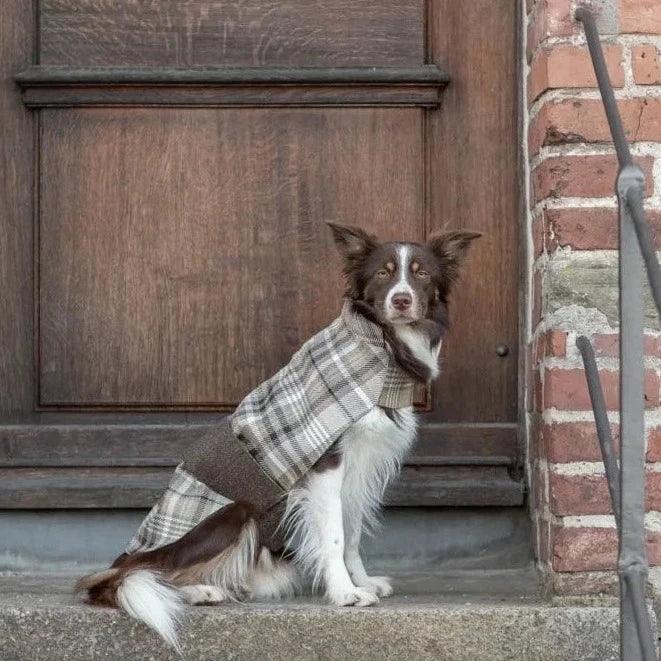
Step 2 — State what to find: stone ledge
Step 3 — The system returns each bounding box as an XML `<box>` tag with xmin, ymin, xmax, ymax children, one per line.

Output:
<box><xmin>0</xmin><ymin>572</ymin><xmax>655</xmax><ymax>661</ymax></box>
<box><xmin>545</xmin><ymin>250</ymin><xmax>661</xmax><ymax>331</ymax></box>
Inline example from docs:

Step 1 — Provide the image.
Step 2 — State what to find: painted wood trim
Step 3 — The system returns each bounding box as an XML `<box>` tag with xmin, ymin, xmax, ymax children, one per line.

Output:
<box><xmin>15</xmin><ymin>66</ymin><xmax>448</xmax><ymax>108</ymax></box>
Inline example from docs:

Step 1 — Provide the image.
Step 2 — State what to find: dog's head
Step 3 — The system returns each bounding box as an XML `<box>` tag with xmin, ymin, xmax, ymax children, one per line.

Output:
<box><xmin>327</xmin><ymin>222</ymin><xmax>481</xmax><ymax>330</ymax></box>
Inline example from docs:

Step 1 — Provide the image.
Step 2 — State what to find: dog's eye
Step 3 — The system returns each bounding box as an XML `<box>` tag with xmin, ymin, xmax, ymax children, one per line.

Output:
<box><xmin>416</xmin><ymin>270</ymin><xmax>430</xmax><ymax>279</ymax></box>
<box><xmin>376</xmin><ymin>269</ymin><xmax>390</xmax><ymax>279</ymax></box>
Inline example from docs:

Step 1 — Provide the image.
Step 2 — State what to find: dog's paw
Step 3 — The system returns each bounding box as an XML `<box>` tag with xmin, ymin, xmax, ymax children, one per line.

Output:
<box><xmin>328</xmin><ymin>587</ymin><xmax>379</xmax><ymax>607</ymax></box>
<box><xmin>361</xmin><ymin>576</ymin><xmax>393</xmax><ymax>598</ymax></box>
<box><xmin>180</xmin><ymin>584</ymin><xmax>226</xmax><ymax>605</ymax></box>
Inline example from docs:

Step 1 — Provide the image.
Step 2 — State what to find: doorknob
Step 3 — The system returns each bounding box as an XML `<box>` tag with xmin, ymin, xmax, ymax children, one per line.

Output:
<box><xmin>495</xmin><ymin>344</ymin><xmax>509</xmax><ymax>357</ymax></box>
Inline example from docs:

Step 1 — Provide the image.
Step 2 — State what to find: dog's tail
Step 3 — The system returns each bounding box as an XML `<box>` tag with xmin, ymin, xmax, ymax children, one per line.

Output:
<box><xmin>75</xmin><ymin>568</ymin><xmax>184</xmax><ymax>651</ymax></box>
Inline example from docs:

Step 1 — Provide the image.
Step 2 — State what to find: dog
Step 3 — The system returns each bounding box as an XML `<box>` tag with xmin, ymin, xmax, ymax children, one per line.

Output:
<box><xmin>76</xmin><ymin>222</ymin><xmax>481</xmax><ymax>650</ymax></box>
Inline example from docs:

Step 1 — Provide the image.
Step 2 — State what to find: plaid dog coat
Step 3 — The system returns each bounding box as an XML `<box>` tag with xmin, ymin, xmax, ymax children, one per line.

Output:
<box><xmin>126</xmin><ymin>301</ymin><xmax>416</xmax><ymax>554</ymax></box>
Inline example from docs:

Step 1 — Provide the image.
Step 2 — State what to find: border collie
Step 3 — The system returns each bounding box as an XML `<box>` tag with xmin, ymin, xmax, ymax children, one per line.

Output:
<box><xmin>76</xmin><ymin>223</ymin><xmax>480</xmax><ymax>650</ymax></box>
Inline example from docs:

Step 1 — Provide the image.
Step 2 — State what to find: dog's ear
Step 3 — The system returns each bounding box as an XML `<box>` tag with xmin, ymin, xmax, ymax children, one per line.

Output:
<box><xmin>326</xmin><ymin>222</ymin><xmax>378</xmax><ymax>260</ymax></box>
<box><xmin>427</xmin><ymin>230</ymin><xmax>482</xmax><ymax>285</ymax></box>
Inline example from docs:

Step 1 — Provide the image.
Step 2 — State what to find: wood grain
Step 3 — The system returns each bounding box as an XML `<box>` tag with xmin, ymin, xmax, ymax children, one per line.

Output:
<box><xmin>16</xmin><ymin>66</ymin><xmax>448</xmax><ymax>86</ymax></box>
<box><xmin>0</xmin><ymin>422</ymin><xmax>220</xmax><ymax>467</ymax></box>
<box><xmin>385</xmin><ymin>466</ymin><xmax>524</xmax><ymax>507</ymax></box>
<box><xmin>15</xmin><ymin>65</ymin><xmax>448</xmax><ymax>108</ymax></box>
<box><xmin>21</xmin><ymin>85</ymin><xmax>444</xmax><ymax>109</ymax></box>
<box><xmin>0</xmin><ymin>0</ymin><xmax>524</xmax><ymax>507</ymax></box>
<box><xmin>0</xmin><ymin>421</ymin><xmax>517</xmax><ymax>467</ymax></box>
<box><xmin>413</xmin><ymin>423</ymin><xmax>519</xmax><ymax>465</ymax></box>
<box><xmin>40</xmin><ymin>0</ymin><xmax>424</xmax><ymax>67</ymax></box>
<box><xmin>0</xmin><ymin>0</ymin><xmax>35</xmax><ymax>420</ymax></box>
<box><xmin>0</xmin><ymin>465</ymin><xmax>524</xmax><ymax>508</ymax></box>
<box><xmin>0</xmin><ymin>467</ymin><xmax>172</xmax><ymax>508</ymax></box>
<box><xmin>427</xmin><ymin>0</ymin><xmax>520</xmax><ymax>423</ymax></box>
<box><xmin>38</xmin><ymin>108</ymin><xmax>423</xmax><ymax>407</ymax></box>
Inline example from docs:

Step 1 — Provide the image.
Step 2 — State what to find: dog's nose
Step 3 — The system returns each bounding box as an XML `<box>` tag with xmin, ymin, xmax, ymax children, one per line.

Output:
<box><xmin>392</xmin><ymin>292</ymin><xmax>412</xmax><ymax>311</ymax></box>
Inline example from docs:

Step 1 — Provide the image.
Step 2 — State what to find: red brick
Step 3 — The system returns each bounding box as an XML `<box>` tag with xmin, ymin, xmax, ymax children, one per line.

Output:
<box><xmin>543</xmin><ymin>368</ymin><xmax>660</xmax><ymax>410</ymax></box>
<box><xmin>545</xmin><ymin>208</ymin><xmax>661</xmax><ymax>251</ymax></box>
<box><xmin>547</xmin><ymin>329</ymin><xmax>567</xmax><ymax>357</ymax></box>
<box><xmin>531</xmin><ymin>155</ymin><xmax>654</xmax><ymax>203</ymax></box>
<box><xmin>632</xmin><ymin>44</ymin><xmax>661</xmax><ymax>84</ymax></box>
<box><xmin>592</xmin><ymin>333</ymin><xmax>661</xmax><ymax>357</ymax></box>
<box><xmin>552</xmin><ymin>527</ymin><xmax>661</xmax><ymax>571</ymax></box>
<box><xmin>552</xmin><ymin>526</ymin><xmax>615</xmax><ymax>571</ymax></box>
<box><xmin>527</xmin><ymin>0</ymin><xmax>575</xmax><ymax>60</ymax></box>
<box><xmin>549</xmin><ymin>470</ymin><xmax>661</xmax><ymax>515</ymax></box>
<box><xmin>543</xmin><ymin>421</ymin><xmax>620</xmax><ymax>463</ymax></box>
<box><xmin>549</xmin><ymin>473</ymin><xmax>612</xmax><ymax>515</ymax></box>
<box><xmin>621</xmin><ymin>0</ymin><xmax>661</xmax><ymax>34</ymax></box>
<box><xmin>647</xmin><ymin>426</ymin><xmax>661</xmax><ymax>461</ymax></box>
<box><xmin>648</xmin><ymin>470</ymin><xmax>661</xmax><ymax>509</ymax></box>
<box><xmin>533</xmin><ymin>329</ymin><xmax>568</xmax><ymax>365</ymax></box>
<box><xmin>528</xmin><ymin>44</ymin><xmax>623</xmax><ymax>104</ymax></box>
<box><xmin>529</xmin><ymin>98</ymin><xmax>661</xmax><ymax>155</ymax></box>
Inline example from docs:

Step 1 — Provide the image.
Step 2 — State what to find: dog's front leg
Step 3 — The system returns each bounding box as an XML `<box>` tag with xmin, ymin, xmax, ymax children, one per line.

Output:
<box><xmin>305</xmin><ymin>464</ymin><xmax>378</xmax><ymax>607</ymax></box>
<box><xmin>343</xmin><ymin>513</ymin><xmax>393</xmax><ymax>598</ymax></box>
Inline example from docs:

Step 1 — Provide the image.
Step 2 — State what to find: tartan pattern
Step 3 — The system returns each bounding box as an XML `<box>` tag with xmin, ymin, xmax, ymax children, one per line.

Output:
<box><xmin>124</xmin><ymin>302</ymin><xmax>415</xmax><ymax>554</ymax></box>
<box><xmin>125</xmin><ymin>464</ymin><xmax>232</xmax><ymax>553</ymax></box>
<box><xmin>230</xmin><ymin>301</ymin><xmax>415</xmax><ymax>491</ymax></box>
<box><xmin>378</xmin><ymin>365</ymin><xmax>416</xmax><ymax>409</ymax></box>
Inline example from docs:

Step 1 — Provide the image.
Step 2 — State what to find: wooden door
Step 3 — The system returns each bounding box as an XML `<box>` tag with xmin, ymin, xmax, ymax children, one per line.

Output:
<box><xmin>0</xmin><ymin>1</ymin><xmax>522</xmax><ymax>508</ymax></box>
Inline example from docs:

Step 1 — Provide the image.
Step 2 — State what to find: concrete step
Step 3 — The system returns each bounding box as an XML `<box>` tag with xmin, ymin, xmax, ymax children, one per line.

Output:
<box><xmin>0</xmin><ymin>507</ymin><xmax>534</xmax><ymax>573</ymax></box>
<box><xmin>0</xmin><ymin>571</ymin><xmax>652</xmax><ymax>661</ymax></box>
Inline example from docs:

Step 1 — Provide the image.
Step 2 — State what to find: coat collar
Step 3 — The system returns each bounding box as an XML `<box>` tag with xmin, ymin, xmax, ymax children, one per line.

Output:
<box><xmin>340</xmin><ymin>300</ymin><xmax>386</xmax><ymax>348</ymax></box>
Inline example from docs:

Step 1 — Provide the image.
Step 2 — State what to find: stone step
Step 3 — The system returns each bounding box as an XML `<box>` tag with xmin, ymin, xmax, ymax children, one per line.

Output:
<box><xmin>0</xmin><ymin>572</ymin><xmax>653</xmax><ymax>661</ymax></box>
<box><xmin>0</xmin><ymin>507</ymin><xmax>534</xmax><ymax>573</ymax></box>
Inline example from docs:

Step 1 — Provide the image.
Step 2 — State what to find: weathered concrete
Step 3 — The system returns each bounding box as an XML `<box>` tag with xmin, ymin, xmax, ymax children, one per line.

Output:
<box><xmin>0</xmin><ymin>507</ymin><xmax>534</xmax><ymax>573</ymax></box>
<box><xmin>0</xmin><ymin>571</ymin><xmax>653</xmax><ymax>661</ymax></box>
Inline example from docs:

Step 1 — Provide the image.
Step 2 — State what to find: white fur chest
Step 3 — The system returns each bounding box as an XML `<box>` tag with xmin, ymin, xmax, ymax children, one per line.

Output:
<box><xmin>338</xmin><ymin>406</ymin><xmax>417</xmax><ymax>531</ymax></box>
<box><xmin>339</xmin><ymin>407</ymin><xmax>417</xmax><ymax>468</ymax></box>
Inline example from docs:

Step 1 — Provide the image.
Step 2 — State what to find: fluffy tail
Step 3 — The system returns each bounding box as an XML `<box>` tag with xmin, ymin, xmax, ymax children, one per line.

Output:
<box><xmin>76</xmin><ymin>568</ymin><xmax>184</xmax><ymax>651</ymax></box>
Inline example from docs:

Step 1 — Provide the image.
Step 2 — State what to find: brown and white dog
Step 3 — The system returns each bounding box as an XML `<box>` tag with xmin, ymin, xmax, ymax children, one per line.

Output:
<box><xmin>76</xmin><ymin>223</ymin><xmax>481</xmax><ymax>650</ymax></box>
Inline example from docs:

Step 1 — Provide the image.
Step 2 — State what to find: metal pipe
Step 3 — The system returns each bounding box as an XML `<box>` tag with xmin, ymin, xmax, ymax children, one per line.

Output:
<box><xmin>626</xmin><ymin>185</ymin><xmax>661</xmax><ymax>317</ymax></box>
<box><xmin>575</xmin><ymin>8</ymin><xmax>633</xmax><ymax>166</ymax></box>
<box><xmin>576</xmin><ymin>336</ymin><xmax>621</xmax><ymax>526</ymax></box>
<box><xmin>574</xmin><ymin>7</ymin><xmax>661</xmax><ymax>657</ymax></box>
<box><xmin>624</xmin><ymin>569</ymin><xmax>658</xmax><ymax>661</ymax></box>
<box><xmin>617</xmin><ymin>165</ymin><xmax>652</xmax><ymax>660</ymax></box>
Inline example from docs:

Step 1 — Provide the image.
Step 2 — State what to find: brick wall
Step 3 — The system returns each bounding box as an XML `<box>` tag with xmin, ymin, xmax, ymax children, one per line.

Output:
<box><xmin>524</xmin><ymin>0</ymin><xmax>661</xmax><ymax>594</ymax></box>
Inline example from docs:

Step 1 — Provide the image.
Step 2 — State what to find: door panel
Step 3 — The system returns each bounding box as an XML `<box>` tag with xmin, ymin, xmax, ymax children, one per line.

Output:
<box><xmin>1</xmin><ymin>0</ymin><xmax>522</xmax><ymax>508</ymax></box>
<box><xmin>428</xmin><ymin>0</ymin><xmax>520</xmax><ymax>423</ymax></box>
<box><xmin>40</xmin><ymin>0</ymin><xmax>424</xmax><ymax>67</ymax></box>
<box><xmin>39</xmin><ymin>107</ymin><xmax>423</xmax><ymax>407</ymax></box>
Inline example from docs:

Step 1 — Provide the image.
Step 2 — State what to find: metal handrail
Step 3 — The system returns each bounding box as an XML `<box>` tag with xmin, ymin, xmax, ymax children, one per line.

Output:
<box><xmin>573</xmin><ymin>7</ymin><xmax>660</xmax><ymax>660</ymax></box>
<box><xmin>576</xmin><ymin>8</ymin><xmax>661</xmax><ymax>317</ymax></box>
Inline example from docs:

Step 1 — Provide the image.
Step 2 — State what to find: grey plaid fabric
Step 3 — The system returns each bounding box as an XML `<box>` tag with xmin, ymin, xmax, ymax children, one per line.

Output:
<box><xmin>125</xmin><ymin>301</ymin><xmax>415</xmax><ymax>554</ymax></box>
<box><xmin>125</xmin><ymin>464</ymin><xmax>231</xmax><ymax>553</ymax></box>
<box><xmin>230</xmin><ymin>301</ymin><xmax>415</xmax><ymax>491</ymax></box>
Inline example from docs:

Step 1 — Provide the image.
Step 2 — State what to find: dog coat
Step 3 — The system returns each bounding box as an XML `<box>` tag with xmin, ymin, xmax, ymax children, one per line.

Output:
<box><xmin>125</xmin><ymin>301</ymin><xmax>416</xmax><ymax>554</ymax></box>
